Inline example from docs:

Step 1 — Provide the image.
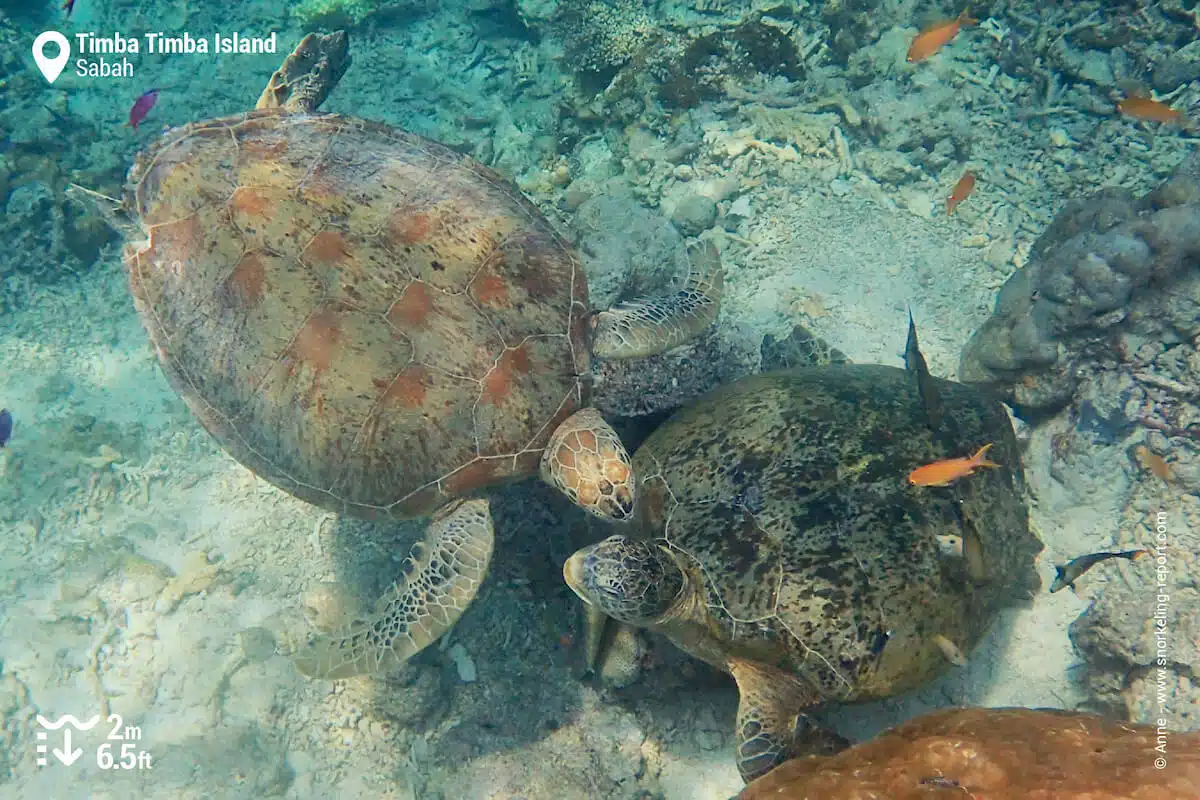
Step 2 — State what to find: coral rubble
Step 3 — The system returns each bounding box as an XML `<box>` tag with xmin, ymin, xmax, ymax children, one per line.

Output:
<box><xmin>960</xmin><ymin>151</ymin><xmax>1200</xmax><ymax>414</ymax></box>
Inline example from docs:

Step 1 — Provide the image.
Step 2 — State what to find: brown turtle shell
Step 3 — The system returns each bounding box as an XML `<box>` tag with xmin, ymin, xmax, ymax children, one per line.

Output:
<box><xmin>124</xmin><ymin>110</ymin><xmax>591</xmax><ymax>519</ymax></box>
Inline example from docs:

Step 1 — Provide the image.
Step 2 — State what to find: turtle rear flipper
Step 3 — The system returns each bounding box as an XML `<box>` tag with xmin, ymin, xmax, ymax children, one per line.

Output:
<box><xmin>255</xmin><ymin>31</ymin><xmax>351</xmax><ymax>113</ymax></box>
<box><xmin>293</xmin><ymin>499</ymin><xmax>494</xmax><ymax>679</ymax></box>
<box><xmin>591</xmin><ymin>240</ymin><xmax>723</xmax><ymax>359</ymax></box>
<box><xmin>730</xmin><ymin>658</ymin><xmax>848</xmax><ymax>782</ymax></box>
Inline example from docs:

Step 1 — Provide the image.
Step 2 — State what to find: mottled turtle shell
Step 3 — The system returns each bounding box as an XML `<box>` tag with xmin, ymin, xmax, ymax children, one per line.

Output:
<box><xmin>631</xmin><ymin>364</ymin><xmax>1040</xmax><ymax>702</ymax></box>
<box><xmin>124</xmin><ymin>111</ymin><xmax>591</xmax><ymax>519</ymax></box>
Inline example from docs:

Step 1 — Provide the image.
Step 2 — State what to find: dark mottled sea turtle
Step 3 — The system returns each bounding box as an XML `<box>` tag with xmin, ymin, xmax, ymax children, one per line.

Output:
<box><xmin>112</xmin><ymin>32</ymin><xmax>721</xmax><ymax>678</ymax></box>
<box><xmin>565</xmin><ymin>357</ymin><xmax>1041</xmax><ymax>782</ymax></box>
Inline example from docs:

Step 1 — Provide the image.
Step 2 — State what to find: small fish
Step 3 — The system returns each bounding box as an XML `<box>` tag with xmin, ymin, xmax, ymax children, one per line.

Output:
<box><xmin>943</xmin><ymin>501</ymin><xmax>989</xmax><ymax>583</ymax></box>
<box><xmin>907</xmin><ymin>10</ymin><xmax>977</xmax><ymax>63</ymax></box>
<box><xmin>933</xmin><ymin>634</ymin><xmax>967</xmax><ymax>666</ymax></box>
<box><xmin>1050</xmin><ymin>549</ymin><xmax>1149</xmax><ymax>593</ymax></box>
<box><xmin>128</xmin><ymin>89</ymin><xmax>159</xmax><ymax>130</ymax></box>
<box><xmin>869</xmin><ymin>628</ymin><xmax>891</xmax><ymax>658</ymax></box>
<box><xmin>909</xmin><ymin>444</ymin><xmax>998</xmax><ymax>487</ymax></box>
<box><xmin>1117</xmin><ymin>96</ymin><xmax>1184</xmax><ymax>125</ymax></box>
<box><xmin>1133</xmin><ymin>445</ymin><xmax>1172</xmax><ymax>481</ymax></box>
<box><xmin>935</xmin><ymin>533</ymin><xmax>963</xmax><ymax>557</ymax></box>
<box><xmin>960</xmin><ymin>510</ymin><xmax>988</xmax><ymax>584</ymax></box>
<box><xmin>0</xmin><ymin>409</ymin><xmax>10</xmax><ymax>447</ymax></box>
<box><xmin>946</xmin><ymin>170</ymin><xmax>976</xmax><ymax>215</ymax></box>
<box><xmin>904</xmin><ymin>311</ymin><xmax>943</xmax><ymax>432</ymax></box>
<box><xmin>63</xmin><ymin>0</ymin><xmax>76</xmax><ymax>16</ymax></box>
<box><xmin>902</xmin><ymin>309</ymin><xmax>925</xmax><ymax>375</ymax></box>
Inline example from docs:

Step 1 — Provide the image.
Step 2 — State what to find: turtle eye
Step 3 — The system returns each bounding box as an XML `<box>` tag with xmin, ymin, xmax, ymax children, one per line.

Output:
<box><xmin>584</xmin><ymin>553</ymin><xmax>622</xmax><ymax>595</ymax></box>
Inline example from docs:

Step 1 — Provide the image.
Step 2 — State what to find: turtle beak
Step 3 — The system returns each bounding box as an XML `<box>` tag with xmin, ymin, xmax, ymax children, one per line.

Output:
<box><xmin>563</xmin><ymin>551</ymin><xmax>591</xmax><ymax>602</ymax></box>
<box><xmin>595</xmin><ymin>476</ymin><xmax>634</xmax><ymax>521</ymax></box>
<box><xmin>603</xmin><ymin>490</ymin><xmax>634</xmax><ymax>521</ymax></box>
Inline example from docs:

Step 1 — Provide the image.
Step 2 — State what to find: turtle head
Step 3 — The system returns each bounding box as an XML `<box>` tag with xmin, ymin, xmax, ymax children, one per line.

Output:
<box><xmin>540</xmin><ymin>408</ymin><xmax>635</xmax><ymax>521</ymax></box>
<box><xmin>564</xmin><ymin>536</ymin><xmax>684</xmax><ymax>625</ymax></box>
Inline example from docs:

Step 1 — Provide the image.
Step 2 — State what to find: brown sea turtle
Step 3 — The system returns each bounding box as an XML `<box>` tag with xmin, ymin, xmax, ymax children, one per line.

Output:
<box><xmin>564</xmin><ymin>355</ymin><xmax>1041</xmax><ymax>782</ymax></box>
<box><xmin>109</xmin><ymin>31</ymin><xmax>722</xmax><ymax>679</ymax></box>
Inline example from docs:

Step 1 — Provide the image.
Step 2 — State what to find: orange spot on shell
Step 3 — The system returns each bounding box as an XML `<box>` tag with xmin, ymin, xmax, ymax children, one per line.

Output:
<box><xmin>473</xmin><ymin>274</ymin><xmax>510</xmax><ymax>307</ymax></box>
<box><xmin>240</xmin><ymin>136</ymin><xmax>289</xmax><ymax>160</ymax></box>
<box><xmin>386</xmin><ymin>211</ymin><xmax>435</xmax><ymax>247</ymax></box>
<box><xmin>443</xmin><ymin>459</ymin><xmax>502</xmax><ymax>495</ymax></box>
<box><xmin>376</xmin><ymin>365</ymin><xmax>429</xmax><ymax>409</ymax></box>
<box><xmin>515</xmin><ymin>261</ymin><xmax>555</xmax><ymax>298</ymax></box>
<box><xmin>304</xmin><ymin>231</ymin><xmax>349</xmax><ymax>264</ymax></box>
<box><xmin>481</xmin><ymin>344</ymin><xmax>532</xmax><ymax>406</ymax></box>
<box><xmin>230</xmin><ymin>187</ymin><xmax>272</xmax><ymax>219</ymax></box>
<box><xmin>292</xmin><ymin>308</ymin><xmax>341</xmax><ymax>372</ymax></box>
<box><xmin>507</xmin><ymin>344</ymin><xmax>532</xmax><ymax>372</ymax></box>
<box><xmin>302</xmin><ymin>170</ymin><xmax>341</xmax><ymax>201</ymax></box>
<box><xmin>144</xmin><ymin>215</ymin><xmax>203</xmax><ymax>270</ymax></box>
<box><xmin>225</xmin><ymin>252</ymin><xmax>266</xmax><ymax>306</ymax></box>
<box><xmin>387</xmin><ymin>282</ymin><xmax>434</xmax><ymax>328</ymax></box>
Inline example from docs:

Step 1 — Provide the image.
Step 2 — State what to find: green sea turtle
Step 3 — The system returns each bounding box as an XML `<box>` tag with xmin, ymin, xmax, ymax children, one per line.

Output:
<box><xmin>108</xmin><ymin>31</ymin><xmax>722</xmax><ymax>679</ymax></box>
<box><xmin>564</xmin><ymin>347</ymin><xmax>1041</xmax><ymax>781</ymax></box>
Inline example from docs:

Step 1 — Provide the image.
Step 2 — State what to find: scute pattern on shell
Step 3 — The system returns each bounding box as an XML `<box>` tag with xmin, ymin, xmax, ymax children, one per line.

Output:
<box><xmin>631</xmin><ymin>364</ymin><xmax>1040</xmax><ymax>702</ymax></box>
<box><xmin>124</xmin><ymin>110</ymin><xmax>591</xmax><ymax>519</ymax></box>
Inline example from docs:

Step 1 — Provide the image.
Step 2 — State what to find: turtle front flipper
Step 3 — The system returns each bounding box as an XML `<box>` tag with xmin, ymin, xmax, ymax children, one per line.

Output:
<box><xmin>582</xmin><ymin>600</ymin><xmax>610</xmax><ymax>674</ymax></box>
<box><xmin>729</xmin><ymin>658</ymin><xmax>849</xmax><ymax>783</ymax></box>
<box><xmin>540</xmin><ymin>407</ymin><xmax>634</xmax><ymax>520</ymax></box>
<box><xmin>293</xmin><ymin>499</ymin><xmax>494</xmax><ymax>679</ymax></box>
<box><xmin>591</xmin><ymin>239</ymin><xmax>723</xmax><ymax>359</ymax></box>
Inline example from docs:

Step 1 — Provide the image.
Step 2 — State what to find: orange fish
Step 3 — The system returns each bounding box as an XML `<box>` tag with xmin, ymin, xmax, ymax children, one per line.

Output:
<box><xmin>947</xmin><ymin>170</ymin><xmax>976</xmax><ymax>215</ymax></box>
<box><xmin>907</xmin><ymin>10</ymin><xmax>977</xmax><ymax>63</ymax></box>
<box><xmin>1117</xmin><ymin>96</ymin><xmax>1184</xmax><ymax>125</ymax></box>
<box><xmin>1134</xmin><ymin>445</ymin><xmax>1172</xmax><ymax>481</ymax></box>
<box><xmin>908</xmin><ymin>444</ymin><xmax>999</xmax><ymax>487</ymax></box>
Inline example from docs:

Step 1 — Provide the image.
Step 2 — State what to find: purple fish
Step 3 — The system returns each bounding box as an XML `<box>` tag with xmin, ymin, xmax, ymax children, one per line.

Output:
<box><xmin>128</xmin><ymin>89</ymin><xmax>159</xmax><ymax>130</ymax></box>
<box><xmin>0</xmin><ymin>409</ymin><xmax>11</xmax><ymax>447</ymax></box>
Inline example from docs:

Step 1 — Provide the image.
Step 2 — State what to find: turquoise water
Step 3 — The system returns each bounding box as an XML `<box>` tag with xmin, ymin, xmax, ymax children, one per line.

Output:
<box><xmin>2</xmin><ymin>0</ymin><xmax>1198</xmax><ymax>797</ymax></box>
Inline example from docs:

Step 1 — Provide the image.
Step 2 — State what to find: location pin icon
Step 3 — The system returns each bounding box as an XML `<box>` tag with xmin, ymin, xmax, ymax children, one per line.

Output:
<box><xmin>32</xmin><ymin>31</ymin><xmax>71</xmax><ymax>84</ymax></box>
